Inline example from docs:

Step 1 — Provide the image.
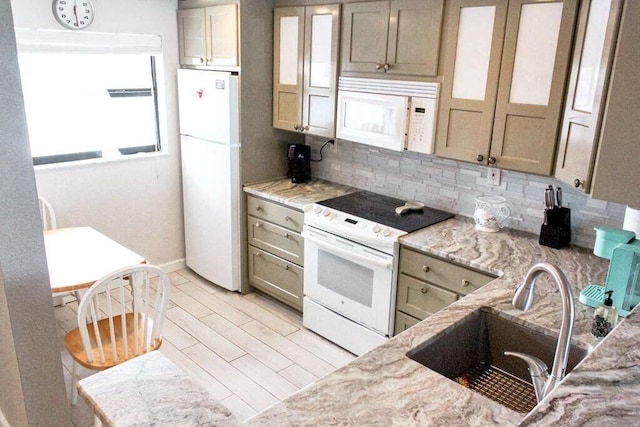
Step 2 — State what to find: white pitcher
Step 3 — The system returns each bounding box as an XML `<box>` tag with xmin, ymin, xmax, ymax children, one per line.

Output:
<box><xmin>474</xmin><ymin>196</ymin><xmax>511</xmax><ymax>232</ymax></box>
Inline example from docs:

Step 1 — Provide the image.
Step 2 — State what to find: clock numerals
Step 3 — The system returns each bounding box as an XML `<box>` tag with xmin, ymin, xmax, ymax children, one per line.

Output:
<box><xmin>53</xmin><ymin>0</ymin><xmax>94</xmax><ymax>30</ymax></box>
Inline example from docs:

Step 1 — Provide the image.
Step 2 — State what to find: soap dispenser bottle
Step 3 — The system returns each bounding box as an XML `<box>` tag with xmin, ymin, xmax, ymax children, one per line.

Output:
<box><xmin>591</xmin><ymin>290</ymin><xmax>618</xmax><ymax>339</ymax></box>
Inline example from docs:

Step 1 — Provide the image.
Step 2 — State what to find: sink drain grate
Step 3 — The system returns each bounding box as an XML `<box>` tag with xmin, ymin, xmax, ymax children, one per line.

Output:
<box><xmin>456</xmin><ymin>363</ymin><xmax>537</xmax><ymax>413</ymax></box>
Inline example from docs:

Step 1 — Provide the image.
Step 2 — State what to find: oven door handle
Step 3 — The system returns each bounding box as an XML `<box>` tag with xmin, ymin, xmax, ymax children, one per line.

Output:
<box><xmin>302</xmin><ymin>232</ymin><xmax>393</xmax><ymax>270</ymax></box>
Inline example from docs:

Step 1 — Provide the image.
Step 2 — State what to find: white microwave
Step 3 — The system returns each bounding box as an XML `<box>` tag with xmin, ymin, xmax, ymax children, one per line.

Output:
<box><xmin>336</xmin><ymin>77</ymin><xmax>439</xmax><ymax>153</ymax></box>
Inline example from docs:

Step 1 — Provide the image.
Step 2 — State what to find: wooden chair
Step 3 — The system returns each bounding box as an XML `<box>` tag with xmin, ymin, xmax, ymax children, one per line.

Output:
<box><xmin>38</xmin><ymin>196</ymin><xmax>57</xmax><ymax>230</ymax></box>
<box><xmin>64</xmin><ymin>264</ymin><xmax>171</xmax><ymax>405</ymax></box>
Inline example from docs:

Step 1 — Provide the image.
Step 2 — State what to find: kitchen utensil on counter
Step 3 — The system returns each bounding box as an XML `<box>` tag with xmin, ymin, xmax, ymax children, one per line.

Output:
<box><xmin>580</xmin><ymin>226</ymin><xmax>640</xmax><ymax>318</ymax></box>
<box><xmin>474</xmin><ymin>196</ymin><xmax>511</xmax><ymax>232</ymax></box>
<box><xmin>395</xmin><ymin>201</ymin><xmax>425</xmax><ymax>215</ymax></box>
<box><xmin>539</xmin><ymin>186</ymin><xmax>571</xmax><ymax>249</ymax></box>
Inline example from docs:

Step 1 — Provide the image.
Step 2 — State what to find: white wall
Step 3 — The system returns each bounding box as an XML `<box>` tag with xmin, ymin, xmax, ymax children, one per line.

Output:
<box><xmin>11</xmin><ymin>0</ymin><xmax>184</xmax><ymax>267</ymax></box>
<box><xmin>1</xmin><ymin>1</ymin><xmax>69</xmax><ymax>424</ymax></box>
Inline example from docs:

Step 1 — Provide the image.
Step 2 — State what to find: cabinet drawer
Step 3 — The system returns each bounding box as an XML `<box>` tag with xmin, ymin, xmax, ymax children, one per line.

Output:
<box><xmin>399</xmin><ymin>248</ymin><xmax>494</xmax><ymax>296</ymax></box>
<box><xmin>247</xmin><ymin>195</ymin><xmax>303</xmax><ymax>232</ymax></box>
<box><xmin>394</xmin><ymin>310</ymin><xmax>421</xmax><ymax>336</ymax></box>
<box><xmin>248</xmin><ymin>246</ymin><xmax>303</xmax><ymax>311</ymax></box>
<box><xmin>248</xmin><ymin>218</ymin><xmax>304</xmax><ymax>266</ymax></box>
<box><xmin>397</xmin><ymin>274</ymin><xmax>457</xmax><ymax>321</ymax></box>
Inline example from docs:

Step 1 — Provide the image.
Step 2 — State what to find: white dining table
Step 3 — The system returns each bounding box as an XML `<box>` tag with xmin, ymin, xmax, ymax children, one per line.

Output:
<box><xmin>44</xmin><ymin>227</ymin><xmax>146</xmax><ymax>294</ymax></box>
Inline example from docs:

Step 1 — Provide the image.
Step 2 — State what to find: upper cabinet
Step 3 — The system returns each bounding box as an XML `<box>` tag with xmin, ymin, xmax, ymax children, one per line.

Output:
<box><xmin>581</xmin><ymin>1</ymin><xmax>640</xmax><ymax>207</ymax></box>
<box><xmin>341</xmin><ymin>0</ymin><xmax>444</xmax><ymax>78</ymax></box>
<box><xmin>273</xmin><ymin>5</ymin><xmax>341</xmax><ymax>138</ymax></box>
<box><xmin>435</xmin><ymin>0</ymin><xmax>578</xmax><ymax>175</ymax></box>
<box><xmin>555</xmin><ymin>0</ymin><xmax>622</xmax><ymax>194</ymax></box>
<box><xmin>177</xmin><ymin>5</ymin><xmax>239</xmax><ymax>67</ymax></box>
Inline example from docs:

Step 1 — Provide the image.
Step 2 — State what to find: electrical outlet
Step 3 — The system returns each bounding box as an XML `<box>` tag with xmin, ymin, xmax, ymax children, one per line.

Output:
<box><xmin>487</xmin><ymin>167</ymin><xmax>501</xmax><ymax>186</ymax></box>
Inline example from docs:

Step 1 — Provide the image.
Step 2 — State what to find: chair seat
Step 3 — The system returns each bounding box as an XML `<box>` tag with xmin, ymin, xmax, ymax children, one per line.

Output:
<box><xmin>65</xmin><ymin>313</ymin><xmax>162</xmax><ymax>371</ymax></box>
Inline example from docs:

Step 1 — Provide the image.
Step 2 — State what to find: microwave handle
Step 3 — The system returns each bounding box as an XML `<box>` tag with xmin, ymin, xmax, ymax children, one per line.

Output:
<box><xmin>302</xmin><ymin>232</ymin><xmax>393</xmax><ymax>270</ymax></box>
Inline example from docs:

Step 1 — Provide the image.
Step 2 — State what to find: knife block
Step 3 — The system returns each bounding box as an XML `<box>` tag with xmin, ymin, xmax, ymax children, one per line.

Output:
<box><xmin>539</xmin><ymin>207</ymin><xmax>571</xmax><ymax>249</ymax></box>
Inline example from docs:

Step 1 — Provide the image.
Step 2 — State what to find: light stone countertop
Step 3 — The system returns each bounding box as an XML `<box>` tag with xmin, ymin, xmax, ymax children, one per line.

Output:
<box><xmin>244</xmin><ymin>178</ymin><xmax>640</xmax><ymax>426</ymax></box>
<box><xmin>243</xmin><ymin>177</ymin><xmax>358</xmax><ymax>210</ymax></box>
<box><xmin>77</xmin><ymin>351</ymin><xmax>240</xmax><ymax>427</ymax></box>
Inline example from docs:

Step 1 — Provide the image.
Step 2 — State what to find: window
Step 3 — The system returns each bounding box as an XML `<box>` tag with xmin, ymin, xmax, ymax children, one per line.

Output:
<box><xmin>15</xmin><ymin>30</ymin><xmax>164</xmax><ymax>165</ymax></box>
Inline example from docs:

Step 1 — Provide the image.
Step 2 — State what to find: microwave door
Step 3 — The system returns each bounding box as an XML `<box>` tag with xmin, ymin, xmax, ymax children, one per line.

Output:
<box><xmin>336</xmin><ymin>91</ymin><xmax>408</xmax><ymax>151</ymax></box>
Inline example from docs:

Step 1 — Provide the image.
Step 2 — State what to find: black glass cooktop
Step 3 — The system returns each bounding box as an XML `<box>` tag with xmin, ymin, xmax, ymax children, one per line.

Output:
<box><xmin>319</xmin><ymin>191</ymin><xmax>454</xmax><ymax>233</ymax></box>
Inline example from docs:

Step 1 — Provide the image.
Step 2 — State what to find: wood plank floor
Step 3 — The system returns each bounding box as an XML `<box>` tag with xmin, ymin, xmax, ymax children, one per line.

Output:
<box><xmin>55</xmin><ymin>268</ymin><xmax>356</xmax><ymax>426</ymax></box>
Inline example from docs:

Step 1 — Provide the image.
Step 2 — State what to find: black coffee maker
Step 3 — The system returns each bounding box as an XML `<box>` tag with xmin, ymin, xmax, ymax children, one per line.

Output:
<box><xmin>287</xmin><ymin>144</ymin><xmax>311</xmax><ymax>183</ymax></box>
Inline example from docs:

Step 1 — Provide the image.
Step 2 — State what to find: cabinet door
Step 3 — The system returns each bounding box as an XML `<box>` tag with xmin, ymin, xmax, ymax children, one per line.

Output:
<box><xmin>386</xmin><ymin>0</ymin><xmax>444</xmax><ymax>77</ymax></box>
<box><xmin>341</xmin><ymin>1</ymin><xmax>390</xmax><ymax>74</ymax></box>
<box><xmin>435</xmin><ymin>0</ymin><xmax>508</xmax><ymax>164</ymax></box>
<box><xmin>489</xmin><ymin>0</ymin><xmax>578</xmax><ymax>174</ymax></box>
<box><xmin>249</xmin><ymin>246</ymin><xmax>303</xmax><ymax>311</ymax></box>
<box><xmin>177</xmin><ymin>8</ymin><xmax>207</xmax><ymax>66</ymax></box>
<box><xmin>273</xmin><ymin>7</ymin><xmax>305</xmax><ymax>132</ymax></box>
<box><xmin>205</xmin><ymin>4</ymin><xmax>239</xmax><ymax>67</ymax></box>
<box><xmin>590</xmin><ymin>1</ymin><xmax>640</xmax><ymax>206</ymax></box>
<box><xmin>555</xmin><ymin>0</ymin><xmax>622</xmax><ymax>193</ymax></box>
<box><xmin>302</xmin><ymin>4</ymin><xmax>341</xmax><ymax>137</ymax></box>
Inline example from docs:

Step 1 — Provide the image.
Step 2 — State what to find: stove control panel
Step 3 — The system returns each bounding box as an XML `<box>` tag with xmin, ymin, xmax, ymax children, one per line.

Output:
<box><xmin>303</xmin><ymin>203</ymin><xmax>406</xmax><ymax>253</ymax></box>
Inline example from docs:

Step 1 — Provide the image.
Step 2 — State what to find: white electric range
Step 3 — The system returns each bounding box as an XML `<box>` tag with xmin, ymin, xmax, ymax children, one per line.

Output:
<box><xmin>302</xmin><ymin>191</ymin><xmax>453</xmax><ymax>356</ymax></box>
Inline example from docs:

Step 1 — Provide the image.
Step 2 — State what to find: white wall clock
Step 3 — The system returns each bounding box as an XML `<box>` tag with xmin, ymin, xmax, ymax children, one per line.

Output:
<box><xmin>52</xmin><ymin>0</ymin><xmax>95</xmax><ymax>30</ymax></box>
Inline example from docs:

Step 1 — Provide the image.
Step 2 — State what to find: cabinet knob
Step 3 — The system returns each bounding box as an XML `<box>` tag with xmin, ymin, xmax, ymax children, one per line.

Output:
<box><xmin>462</xmin><ymin>280</ymin><xmax>471</xmax><ymax>288</ymax></box>
<box><xmin>285</xmin><ymin>215</ymin><xmax>292</xmax><ymax>221</ymax></box>
<box><xmin>199</xmin><ymin>57</ymin><xmax>205</xmax><ymax>64</ymax></box>
<box><xmin>384</xmin><ymin>63</ymin><xmax>390</xmax><ymax>71</ymax></box>
<box><xmin>255</xmin><ymin>252</ymin><xmax>262</xmax><ymax>257</ymax></box>
<box><xmin>420</xmin><ymin>286</ymin><xmax>428</xmax><ymax>294</ymax></box>
<box><xmin>255</xmin><ymin>205</ymin><xmax>263</xmax><ymax>211</ymax></box>
<box><xmin>293</xmin><ymin>124</ymin><xmax>299</xmax><ymax>130</ymax></box>
<box><xmin>375</xmin><ymin>63</ymin><xmax>382</xmax><ymax>70</ymax></box>
<box><xmin>476</xmin><ymin>154</ymin><xmax>484</xmax><ymax>163</ymax></box>
<box><xmin>255</xmin><ymin>222</ymin><xmax>261</xmax><ymax>228</ymax></box>
<box><xmin>488</xmin><ymin>157</ymin><xmax>497</xmax><ymax>165</ymax></box>
<box><xmin>422</xmin><ymin>265</ymin><xmax>430</xmax><ymax>273</ymax></box>
<box><xmin>302</xmin><ymin>125</ymin><xmax>309</xmax><ymax>132</ymax></box>
<box><xmin>285</xmin><ymin>264</ymin><xmax>290</xmax><ymax>271</ymax></box>
<box><xmin>284</xmin><ymin>232</ymin><xmax>289</xmax><ymax>238</ymax></box>
<box><xmin>574</xmin><ymin>178</ymin><xmax>583</xmax><ymax>188</ymax></box>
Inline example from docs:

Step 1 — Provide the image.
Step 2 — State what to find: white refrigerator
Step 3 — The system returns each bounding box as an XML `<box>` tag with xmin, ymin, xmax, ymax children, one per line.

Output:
<box><xmin>177</xmin><ymin>69</ymin><xmax>241</xmax><ymax>291</ymax></box>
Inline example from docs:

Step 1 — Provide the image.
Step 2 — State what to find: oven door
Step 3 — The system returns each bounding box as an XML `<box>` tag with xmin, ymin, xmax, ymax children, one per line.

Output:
<box><xmin>302</xmin><ymin>225</ymin><xmax>395</xmax><ymax>335</ymax></box>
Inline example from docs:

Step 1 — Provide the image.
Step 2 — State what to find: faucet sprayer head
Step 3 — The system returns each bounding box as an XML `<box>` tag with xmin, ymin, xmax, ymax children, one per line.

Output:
<box><xmin>513</xmin><ymin>281</ymin><xmax>535</xmax><ymax>311</ymax></box>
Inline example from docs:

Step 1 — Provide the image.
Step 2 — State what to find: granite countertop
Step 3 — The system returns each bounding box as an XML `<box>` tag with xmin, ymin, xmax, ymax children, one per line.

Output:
<box><xmin>78</xmin><ymin>351</ymin><xmax>240</xmax><ymax>426</ymax></box>
<box><xmin>243</xmin><ymin>177</ymin><xmax>358</xmax><ymax>210</ymax></box>
<box><xmin>244</xmin><ymin>179</ymin><xmax>639</xmax><ymax>425</ymax></box>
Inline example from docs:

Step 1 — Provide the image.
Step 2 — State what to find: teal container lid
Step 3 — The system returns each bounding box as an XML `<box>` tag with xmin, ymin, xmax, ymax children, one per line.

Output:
<box><xmin>594</xmin><ymin>226</ymin><xmax>636</xmax><ymax>259</ymax></box>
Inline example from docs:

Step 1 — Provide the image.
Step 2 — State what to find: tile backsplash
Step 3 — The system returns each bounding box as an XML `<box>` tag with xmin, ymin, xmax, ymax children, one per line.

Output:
<box><xmin>307</xmin><ymin>137</ymin><xmax>627</xmax><ymax>249</ymax></box>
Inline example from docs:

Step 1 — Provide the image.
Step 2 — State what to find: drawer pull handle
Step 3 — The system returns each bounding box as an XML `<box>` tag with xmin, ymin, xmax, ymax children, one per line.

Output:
<box><xmin>462</xmin><ymin>280</ymin><xmax>471</xmax><ymax>288</ymax></box>
<box><xmin>422</xmin><ymin>265</ymin><xmax>430</xmax><ymax>273</ymax></box>
<box><xmin>285</xmin><ymin>264</ymin><xmax>290</xmax><ymax>271</ymax></box>
<box><xmin>420</xmin><ymin>287</ymin><xmax>428</xmax><ymax>294</ymax></box>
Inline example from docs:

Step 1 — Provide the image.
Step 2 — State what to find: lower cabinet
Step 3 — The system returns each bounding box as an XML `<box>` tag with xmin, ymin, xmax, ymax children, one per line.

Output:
<box><xmin>247</xmin><ymin>195</ymin><xmax>304</xmax><ymax>311</ymax></box>
<box><xmin>394</xmin><ymin>247</ymin><xmax>494</xmax><ymax>335</ymax></box>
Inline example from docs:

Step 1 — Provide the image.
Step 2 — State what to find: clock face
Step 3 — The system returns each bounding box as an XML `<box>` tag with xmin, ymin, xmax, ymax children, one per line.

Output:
<box><xmin>53</xmin><ymin>0</ymin><xmax>95</xmax><ymax>30</ymax></box>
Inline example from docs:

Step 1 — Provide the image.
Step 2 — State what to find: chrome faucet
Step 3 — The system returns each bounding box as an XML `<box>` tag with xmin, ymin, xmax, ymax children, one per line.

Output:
<box><xmin>504</xmin><ymin>262</ymin><xmax>575</xmax><ymax>403</ymax></box>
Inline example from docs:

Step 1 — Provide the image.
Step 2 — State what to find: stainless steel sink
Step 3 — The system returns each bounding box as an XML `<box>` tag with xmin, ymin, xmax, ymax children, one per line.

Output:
<box><xmin>406</xmin><ymin>307</ymin><xmax>588</xmax><ymax>413</ymax></box>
